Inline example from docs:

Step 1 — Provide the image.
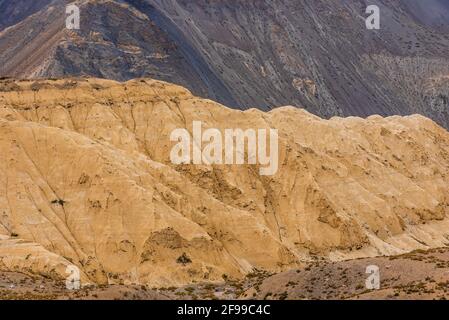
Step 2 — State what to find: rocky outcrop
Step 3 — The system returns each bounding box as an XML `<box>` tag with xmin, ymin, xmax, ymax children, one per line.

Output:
<box><xmin>0</xmin><ymin>78</ymin><xmax>449</xmax><ymax>286</ymax></box>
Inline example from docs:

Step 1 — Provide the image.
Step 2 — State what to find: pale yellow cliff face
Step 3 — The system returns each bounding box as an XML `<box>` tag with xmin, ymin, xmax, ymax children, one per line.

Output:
<box><xmin>0</xmin><ymin>78</ymin><xmax>449</xmax><ymax>286</ymax></box>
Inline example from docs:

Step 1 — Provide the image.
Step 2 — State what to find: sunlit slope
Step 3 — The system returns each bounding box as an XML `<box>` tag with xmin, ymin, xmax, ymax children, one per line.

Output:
<box><xmin>0</xmin><ymin>78</ymin><xmax>448</xmax><ymax>286</ymax></box>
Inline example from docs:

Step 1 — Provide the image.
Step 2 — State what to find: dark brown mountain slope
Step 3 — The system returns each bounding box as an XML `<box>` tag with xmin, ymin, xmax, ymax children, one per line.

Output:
<box><xmin>0</xmin><ymin>0</ymin><xmax>449</xmax><ymax>127</ymax></box>
<box><xmin>0</xmin><ymin>0</ymin><xmax>52</xmax><ymax>31</ymax></box>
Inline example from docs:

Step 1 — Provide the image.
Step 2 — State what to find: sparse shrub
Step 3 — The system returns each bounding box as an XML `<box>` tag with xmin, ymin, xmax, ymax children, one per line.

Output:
<box><xmin>176</xmin><ymin>253</ymin><xmax>192</xmax><ymax>265</ymax></box>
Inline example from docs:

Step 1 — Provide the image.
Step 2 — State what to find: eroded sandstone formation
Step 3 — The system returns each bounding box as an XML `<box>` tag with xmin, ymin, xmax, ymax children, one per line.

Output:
<box><xmin>0</xmin><ymin>78</ymin><xmax>448</xmax><ymax>286</ymax></box>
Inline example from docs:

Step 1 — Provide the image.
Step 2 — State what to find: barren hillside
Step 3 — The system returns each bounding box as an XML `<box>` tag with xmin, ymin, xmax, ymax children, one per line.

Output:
<box><xmin>0</xmin><ymin>78</ymin><xmax>449</xmax><ymax>287</ymax></box>
<box><xmin>1</xmin><ymin>0</ymin><xmax>449</xmax><ymax>128</ymax></box>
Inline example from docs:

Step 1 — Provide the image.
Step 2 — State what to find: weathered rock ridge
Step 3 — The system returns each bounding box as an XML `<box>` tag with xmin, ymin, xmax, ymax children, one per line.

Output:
<box><xmin>0</xmin><ymin>78</ymin><xmax>449</xmax><ymax>286</ymax></box>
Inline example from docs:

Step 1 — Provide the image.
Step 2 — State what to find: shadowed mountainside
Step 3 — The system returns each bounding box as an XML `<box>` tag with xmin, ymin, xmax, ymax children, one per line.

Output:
<box><xmin>0</xmin><ymin>0</ymin><xmax>449</xmax><ymax>128</ymax></box>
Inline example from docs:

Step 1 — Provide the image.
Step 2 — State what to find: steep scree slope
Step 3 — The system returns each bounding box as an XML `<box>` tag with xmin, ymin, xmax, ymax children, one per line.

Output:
<box><xmin>1</xmin><ymin>0</ymin><xmax>449</xmax><ymax>128</ymax></box>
